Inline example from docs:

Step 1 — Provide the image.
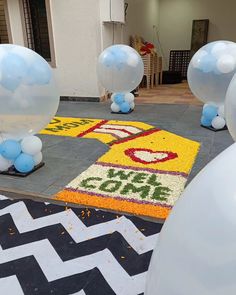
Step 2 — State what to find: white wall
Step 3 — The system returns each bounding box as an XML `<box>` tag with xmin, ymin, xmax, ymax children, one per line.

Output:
<box><xmin>159</xmin><ymin>0</ymin><xmax>236</xmax><ymax>68</ymax></box>
<box><xmin>124</xmin><ymin>0</ymin><xmax>160</xmax><ymax>48</ymax></box>
<box><xmin>6</xmin><ymin>0</ymin><xmax>103</xmax><ymax>98</ymax></box>
<box><xmin>101</xmin><ymin>23</ymin><xmax>124</xmax><ymax>49</ymax></box>
<box><xmin>50</xmin><ymin>0</ymin><xmax>102</xmax><ymax>97</ymax></box>
<box><xmin>6</xmin><ymin>0</ymin><xmax>24</xmax><ymax>45</ymax></box>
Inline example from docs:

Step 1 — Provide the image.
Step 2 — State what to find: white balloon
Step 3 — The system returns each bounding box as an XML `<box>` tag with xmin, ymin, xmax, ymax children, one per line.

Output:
<box><xmin>97</xmin><ymin>44</ymin><xmax>144</xmax><ymax>93</ymax></box>
<box><xmin>211</xmin><ymin>42</ymin><xmax>227</xmax><ymax>57</ymax></box>
<box><xmin>0</xmin><ymin>44</ymin><xmax>59</xmax><ymax>140</ymax></box>
<box><xmin>33</xmin><ymin>152</ymin><xmax>43</xmax><ymax>166</ymax></box>
<box><xmin>124</xmin><ymin>92</ymin><xmax>135</xmax><ymax>103</ymax></box>
<box><xmin>227</xmin><ymin>43</ymin><xmax>236</xmax><ymax>58</ymax></box>
<box><xmin>146</xmin><ymin>143</ymin><xmax>236</xmax><ymax>295</ymax></box>
<box><xmin>130</xmin><ymin>102</ymin><xmax>135</xmax><ymax>110</ymax></box>
<box><xmin>218</xmin><ymin>105</ymin><xmax>225</xmax><ymax>118</ymax></box>
<box><xmin>211</xmin><ymin>116</ymin><xmax>226</xmax><ymax>129</ymax></box>
<box><xmin>111</xmin><ymin>93</ymin><xmax>116</xmax><ymax>102</ymax></box>
<box><xmin>225</xmin><ymin>73</ymin><xmax>236</xmax><ymax>141</ymax></box>
<box><xmin>0</xmin><ymin>155</ymin><xmax>12</xmax><ymax>171</ymax></box>
<box><xmin>111</xmin><ymin>102</ymin><xmax>120</xmax><ymax>112</ymax></box>
<box><xmin>192</xmin><ymin>50</ymin><xmax>208</xmax><ymax>68</ymax></box>
<box><xmin>21</xmin><ymin>136</ymin><xmax>42</xmax><ymax>156</ymax></box>
<box><xmin>0</xmin><ymin>46</ymin><xmax>7</xmax><ymax>64</ymax></box>
<box><xmin>127</xmin><ymin>53</ymin><xmax>139</xmax><ymax>67</ymax></box>
<box><xmin>188</xmin><ymin>41</ymin><xmax>236</xmax><ymax>105</ymax></box>
<box><xmin>11</xmin><ymin>46</ymin><xmax>36</xmax><ymax>67</ymax></box>
<box><xmin>203</xmin><ymin>102</ymin><xmax>218</xmax><ymax>110</ymax></box>
<box><xmin>217</xmin><ymin>54</ymin><xmax>236</xmax><ymax>73</ymax></box>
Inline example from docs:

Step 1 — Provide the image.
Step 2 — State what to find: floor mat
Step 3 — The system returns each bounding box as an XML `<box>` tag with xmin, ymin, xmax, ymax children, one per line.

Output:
<box><xmin>0</xmin><ymin>194</ymin><xmax>162</xmax><ymax>295</ymax></box>
<box><xmin>42</xmin><ymin>117</ymin><xmax>200</xmax><ymax>219</ymax></box>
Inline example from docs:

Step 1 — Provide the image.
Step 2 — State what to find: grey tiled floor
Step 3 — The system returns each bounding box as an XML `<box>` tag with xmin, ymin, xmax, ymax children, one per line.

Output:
<box><xmin>0</xmin><ymin>101</ymin><xmax>233</xmax><ymax>198</ymax></box>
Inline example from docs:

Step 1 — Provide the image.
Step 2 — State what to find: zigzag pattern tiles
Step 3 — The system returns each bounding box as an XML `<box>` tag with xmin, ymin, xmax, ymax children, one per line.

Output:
<box><xmin>0</xmin><ymin>197</ymin><xmax>162</xmax><ymax>294</ymax></box>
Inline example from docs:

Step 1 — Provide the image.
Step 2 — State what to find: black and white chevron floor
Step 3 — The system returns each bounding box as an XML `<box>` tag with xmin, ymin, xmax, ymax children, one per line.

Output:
<box><xmin>0</xmin><ymin>194</ymin><xmax>162</xmax><ymax>295</ymax></box>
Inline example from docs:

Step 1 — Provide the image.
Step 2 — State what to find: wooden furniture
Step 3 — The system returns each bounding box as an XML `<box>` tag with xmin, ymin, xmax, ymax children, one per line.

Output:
<box><xmin>130</xmin><ymin>35</ymin><xmax>163</xmax><ymax>88</ymax></box>
<box><xmin>141</xmin><ymin>53</ymin><xmax>163</xmax><ymax>88</ymax></box>
<box><xmin>141</xmin><ymin>54</ymin><xmax>153</xmax><ymax>89</ymax></box>
<box><xmin>153</xmin><ymin>55</ymin><xmax>163</xmax><ymax>86</ymax></box>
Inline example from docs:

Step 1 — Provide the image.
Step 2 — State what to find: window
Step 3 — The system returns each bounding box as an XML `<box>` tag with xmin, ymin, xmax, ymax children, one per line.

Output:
<box><xmin>0</xmin><ymin>0</ymin><xmax>9</xmax><ymax>43</ymax></box>
<box><xmin>22</xmin><ymin>0</ymin><xmax>52</xmax><ymax>61</ymax></box>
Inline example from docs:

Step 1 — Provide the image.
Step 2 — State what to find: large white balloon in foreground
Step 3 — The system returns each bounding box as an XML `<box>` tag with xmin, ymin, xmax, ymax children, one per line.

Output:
<box><xmin>145</xmin><ymin>66</ymin><xmax>236</xmax><ymax>294</ymax></box>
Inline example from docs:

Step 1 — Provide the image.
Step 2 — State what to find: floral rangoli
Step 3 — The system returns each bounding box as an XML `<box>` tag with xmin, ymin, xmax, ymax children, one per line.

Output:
<box><xmin>41</xmin><ymin>117</ymin><xmax>200</xmax><ymax>219</ymax></box>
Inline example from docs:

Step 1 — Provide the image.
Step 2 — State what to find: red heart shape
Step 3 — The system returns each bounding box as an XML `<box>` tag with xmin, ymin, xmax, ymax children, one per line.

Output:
<box><xmin>125</xmin><ymin>148</ymin><xmax>178</xmax><ymax>164</ymax></box>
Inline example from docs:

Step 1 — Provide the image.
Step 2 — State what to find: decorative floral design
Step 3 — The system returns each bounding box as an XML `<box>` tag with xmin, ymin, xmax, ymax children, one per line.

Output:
<box><xmin>45</xmin><ymin>116</ymin><xmax>200</xmax><ymax>219</ymax></box>
<box><xmin>124</xmin><ymin>148</ymin><xmax>178</xmax><ymax>164</ymax></box>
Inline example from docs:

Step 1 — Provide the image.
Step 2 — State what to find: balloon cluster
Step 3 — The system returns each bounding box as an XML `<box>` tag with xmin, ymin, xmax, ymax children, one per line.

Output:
<box><xmin>188</xmin><ymin>41</ymin><xmax>236</xmax><ymax>107</ymax></box>
<box><xmin>97</xmin><ymin>44</ymin><xmax>144</xmax><ymax>113</ymax></box>
<box><xmin>0</xmin><ymin>44</ymin><xmax>59</xmax><ymax>175</ymax></box>
<box><xmin>0</xmin><ymin>136</ymin><xmax>42</xmax><ymax>173</ymax></box>
<box><xmin>110</xmin><ymin>92</ymin><xmax>135</xmax><ymax>113</ymax></box>
<box><xmin>201</xmin><ymin>103</ymin><xmax>226</xmax><ymax>130</ymax></box>
<box><xmin>188</xmin><ymin>41</ymin><xmax>236</xmax><ymax>130</ymax></box>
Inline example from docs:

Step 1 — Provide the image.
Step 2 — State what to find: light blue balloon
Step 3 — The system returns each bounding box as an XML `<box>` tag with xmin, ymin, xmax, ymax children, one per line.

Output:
<box><xmin>120</xmin><ymin>101</ymin><xmax>130</xmax><ymax>113</ymax></box>
<box><xmin>1</xmin><ymin>53</ymin><xmax>28</xmax><ymax>91</ymax></box>
<box><xmin>102</xmin><ymin>52</ymin><xmax>115</xmax><ymax>68</ymax></box>
<box><xmin>1</xmin><ymin>140</ymin><xmax>22</xmax><ymax>160</ymax></box>
<box><xmin>14</xmin><ymin>153</ymin><xmax>35</xmax><ymax>173</ymax></box>
<box><xmin>202</xmin><ymin>105</ymin><xmax>218</xmax><ymax>120</ymax></box>
<box><xmin>201</xmin><ymin>115</ymin><xmax>212</xmax><ymax>127</ymax></box>
<box><xmin>102</xmin><ymin>46</ymin><xmax>128</xmax><ymax>70</ymax></box>
<box><xmin>198</xmin><ymin>54</ymin><xmax>216</xmax><ymax>73</ymax></box>
<box><xmin>110</xmin><ymin>47</ymin><xmax>127</xmax><ymax>70</ymax></box>
<box><xmin>26</xmin><ymin>58</ymin><xmax>52</xmax><ymax>85</ymax></box>
<box><xmin>0</xmin><ymin>144</ymin><xmax>2</xmax><ymax>154</ymax></box>
<box><xmin>114</xmin><ymin>93</ymin><xmax>125</xmax><ymax>105</ymax></box>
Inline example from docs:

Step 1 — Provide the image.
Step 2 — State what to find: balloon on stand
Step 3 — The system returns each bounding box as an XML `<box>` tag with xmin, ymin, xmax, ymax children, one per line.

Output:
<box><xmin>97</xmin><ymin>45</ymin><xmax>143</xmax><ymax>114</ymax></box>
<box><xmin>97</xmin><ymin>45</ymin><xmax>144</xmax><ymax>93</ymax></box>
<box><xmin>0</xmin><ymin>44</ymin><xmax>59</xmax><ymax>174</ymax></box>
<box><xmin>14</xmin><ymin>153</ymin><xmax>35</xmax><ymax>173</ymax></box>
<box><xmin>188</xmin><ymin>41</ymin><xmax>236</xmax><ymax>105</ymax></box>
<box><xmin>21</xmin><ymin>136</ymin><xmax>42</xmax><ymax>156</ymax></box>
<box><xmin>211</xmin><ymin>116</ymin><xmax>226</xmax><ymax>129</ymax></box>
